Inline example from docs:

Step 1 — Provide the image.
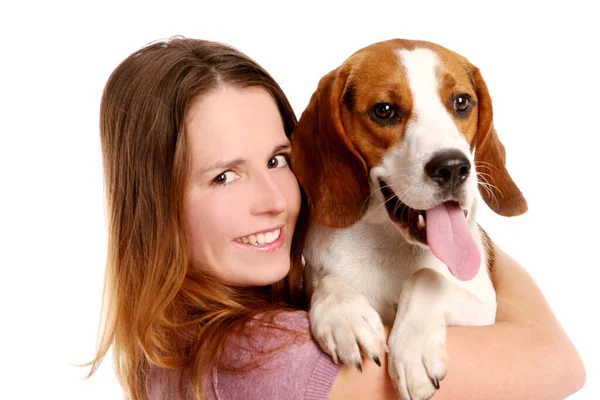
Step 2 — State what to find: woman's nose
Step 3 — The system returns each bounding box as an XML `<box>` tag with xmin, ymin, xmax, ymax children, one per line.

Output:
<box><xmin>250</xmin><ymin>173</ymin><xmax>288</xmax><ymax>215</ymax></box>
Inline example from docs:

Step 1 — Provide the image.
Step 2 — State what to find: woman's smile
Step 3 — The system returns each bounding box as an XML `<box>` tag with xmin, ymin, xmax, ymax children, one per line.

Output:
<box><xmin>234</xmin><ymin>226</ymin><xmax>285</xmax><ymax>252</ymax></box>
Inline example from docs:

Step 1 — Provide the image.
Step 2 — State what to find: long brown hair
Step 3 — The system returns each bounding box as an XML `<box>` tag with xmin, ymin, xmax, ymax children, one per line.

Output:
<box><xmin>86</xmin><ymin>37</ymin><xmax>309</xmax><ymax>400</ymax></box>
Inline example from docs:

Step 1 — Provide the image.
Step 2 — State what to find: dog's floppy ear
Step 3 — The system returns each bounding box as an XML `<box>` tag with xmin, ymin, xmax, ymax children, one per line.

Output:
<box><xmin>290</xmin><ymin>67</ymin><xmax>370</xmax><ymax>228</ymax></box>
<box><xmin>471</xmin><ymin>67</ymin><xmax>528</xmax><ymax>217</ymax></box>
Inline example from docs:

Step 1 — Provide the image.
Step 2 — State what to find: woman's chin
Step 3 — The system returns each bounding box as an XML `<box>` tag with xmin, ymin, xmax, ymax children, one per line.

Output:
<box><xmin>251</xmin><ymin>263</ymin><xmax>291</xmax><ymax>286</ymax></box>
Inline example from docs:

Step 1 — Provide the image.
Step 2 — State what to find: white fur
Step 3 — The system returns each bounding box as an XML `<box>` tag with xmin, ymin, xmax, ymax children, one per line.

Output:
<box><xmin>307</xmin><ymin>48</ymin><xmax>496</xmax><ymax>400</ymax></box>
<box><xmin>380</xmin><ymin>49</ymin><xmax>478</xmax><ymax>212</ymax></box>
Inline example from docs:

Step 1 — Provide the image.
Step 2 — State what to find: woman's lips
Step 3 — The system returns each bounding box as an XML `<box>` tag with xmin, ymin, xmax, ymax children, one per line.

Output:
<box><xmin>234</xmin><ymin>227</ymin><xmax>285</xmax><ymax>252</ymax></box>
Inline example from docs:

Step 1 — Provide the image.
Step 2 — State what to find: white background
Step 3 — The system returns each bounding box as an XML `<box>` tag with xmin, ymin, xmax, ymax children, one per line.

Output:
<box><xmin>1</xmin><ymin>0</ymin><xmax>598</xmax><ymax>398</ymax></box>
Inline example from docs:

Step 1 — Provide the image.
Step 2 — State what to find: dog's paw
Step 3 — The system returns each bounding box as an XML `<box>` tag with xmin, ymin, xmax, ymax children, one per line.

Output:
<box><xmin>387</xmin><ymin>315</ymin><xmax>447</xmax><ymax>400</ymax></box>
<box><xmin>309</xmin><ymin>281</ymin><xmax>386</xmax><ymax>368</ymax></box>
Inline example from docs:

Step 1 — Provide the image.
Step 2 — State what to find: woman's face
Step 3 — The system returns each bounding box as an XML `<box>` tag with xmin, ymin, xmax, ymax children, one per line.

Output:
<box><xmin>183</xmin><ymin>86</ymin><xmax>301</xmax><ymax>286</ymax></box>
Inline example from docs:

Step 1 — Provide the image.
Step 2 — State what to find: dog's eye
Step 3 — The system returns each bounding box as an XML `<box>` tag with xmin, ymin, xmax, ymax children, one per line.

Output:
<box><xmin>373</xmin><ymin>103</ymin><xmax>395</xmax><ymax>119</ymax></box>
<box><xmin>453</xmin><ymin>95</ymin><xmax>471</xmax><ymax>112</ymax></box>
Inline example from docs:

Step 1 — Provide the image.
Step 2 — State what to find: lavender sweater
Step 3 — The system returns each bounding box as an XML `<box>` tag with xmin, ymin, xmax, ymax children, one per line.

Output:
<box><xmin>146</xmin><ymin>311</ymin><xmax>342</xmax><ymax>400</ymax></box>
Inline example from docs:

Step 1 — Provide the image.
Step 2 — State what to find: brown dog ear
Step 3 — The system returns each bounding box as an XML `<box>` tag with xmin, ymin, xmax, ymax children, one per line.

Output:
<box><xmin>471</xmin><ymin>67</ymin><xmax>528</xmax><ymax>217</ymax></box>
<box><xmin>290</xmin><ymin>68</ymin><xmax>371</xmax><ymax>228</ymax></box>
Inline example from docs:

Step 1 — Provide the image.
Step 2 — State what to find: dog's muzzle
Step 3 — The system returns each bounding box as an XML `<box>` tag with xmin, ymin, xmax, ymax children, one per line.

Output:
<box><xmin>378</xmin><ymin>179</ymin><xmax>428</xmax><ymax>245</ymax></box>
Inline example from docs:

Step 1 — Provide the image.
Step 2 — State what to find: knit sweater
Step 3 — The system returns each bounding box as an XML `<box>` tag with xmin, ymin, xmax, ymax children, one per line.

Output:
<box><xmin>146</xmin><ymin>311</ymin><xmax>342</xmax><ymax>400</ymax></box>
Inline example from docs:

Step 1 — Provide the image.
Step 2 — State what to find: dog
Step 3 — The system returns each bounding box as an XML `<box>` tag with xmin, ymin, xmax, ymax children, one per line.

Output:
<box><xmin>290</xmin><ymin>39</ymin><xmax>528</xmax><ymax>400</ymax></box>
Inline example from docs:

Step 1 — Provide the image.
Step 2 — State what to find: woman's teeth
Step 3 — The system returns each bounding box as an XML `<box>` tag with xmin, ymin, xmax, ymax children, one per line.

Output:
<box><xmin>237</xmin><ymin>228</ymin><xmax>281</xmax><ymax>246</ymax></box>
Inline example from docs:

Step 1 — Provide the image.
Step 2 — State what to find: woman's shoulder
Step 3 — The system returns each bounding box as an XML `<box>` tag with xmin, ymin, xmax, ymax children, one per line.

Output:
<box><xmin>215</xmin><ymin>309</ymin><xmax>341</xmax><ymax>399</ymax></box>
<box><xmin>146</xmin><ymin>310</ymin><xmax>341</xmax><ymax>400</ymax></box>
<box><xmin>259</xmin><ymin>309</ymin><xmax>311</xmax><ymax>331</ymax></box>
<box><xmin>218</xmin><ymin>309</ymin><xmax>323</xmax><ymax>372</ymax></box>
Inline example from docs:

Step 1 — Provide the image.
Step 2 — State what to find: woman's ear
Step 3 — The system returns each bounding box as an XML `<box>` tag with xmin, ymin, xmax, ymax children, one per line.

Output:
<box><xmin>290</xmin><ymin>67</ymin><xmax>371</xmax><ymax>228</ymax></box>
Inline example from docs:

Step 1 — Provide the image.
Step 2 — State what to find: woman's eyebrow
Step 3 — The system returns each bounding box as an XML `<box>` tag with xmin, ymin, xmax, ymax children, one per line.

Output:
<box><xmin>200</xmin><ymin>158</ymin><xmax>246</xmax><ymax>175</ymax></box>
<box><xmin>272</xmin><ymin>142</ymin><xmax>291</xmax><ymax>153</ymax></box>
<box><xmin>199</xmin><ymin>142</ymin><xmax>291</xmax><ymax>175</ymax></box>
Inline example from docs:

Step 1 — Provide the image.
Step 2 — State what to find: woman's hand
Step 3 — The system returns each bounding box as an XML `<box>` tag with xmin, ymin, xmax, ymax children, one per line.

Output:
<box><xmin>329</xmin><ymin>244</ymin><xmax>586</xmax><ymax>399</ymax></box>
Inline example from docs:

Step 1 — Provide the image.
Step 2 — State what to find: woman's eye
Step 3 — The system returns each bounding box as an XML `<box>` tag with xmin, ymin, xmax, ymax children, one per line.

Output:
<box><xmin>268</xmin><ymin>154</ymin><xmax>289</xmax><ymax>169</ymax></box>
<box><xmin>212</xmin><ymin>170</ymin><xmax>239</xmax><ymax>185</ymax></box>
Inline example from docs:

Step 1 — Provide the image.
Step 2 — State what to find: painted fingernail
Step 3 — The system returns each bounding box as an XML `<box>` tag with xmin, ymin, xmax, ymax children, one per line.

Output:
<box><xmin>373</xmin><ymin>356</ymin><xmax>381</xmax><ymax>367</ymax></box>
<box><xmin>432</xmin><ymin>377</ymin><xmax>440</xmax><ymax>389</ymax></box>
<box><xmin>356</xmin><ymin>363</ymin><xmax>363</xmax><ymax>372</ymax></box>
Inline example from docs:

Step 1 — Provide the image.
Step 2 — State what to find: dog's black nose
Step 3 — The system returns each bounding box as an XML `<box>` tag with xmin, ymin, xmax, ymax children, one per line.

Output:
<box><xmin>425</xmin><ymin>150</ymin><xmax>471</xmax><ymax>190</ymax></box>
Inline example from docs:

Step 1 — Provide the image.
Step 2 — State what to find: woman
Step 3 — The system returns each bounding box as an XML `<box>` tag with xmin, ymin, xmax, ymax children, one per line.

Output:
<box><xmin>87</xmin><ymin>37</ymin><xmax>585</xmax><ymax>399</ymax></box>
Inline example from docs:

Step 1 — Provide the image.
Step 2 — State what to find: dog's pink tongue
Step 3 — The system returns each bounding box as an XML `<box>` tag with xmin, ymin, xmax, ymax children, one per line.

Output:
<box><xmin>425</xmin><ymin>202</ymin><xmax>480</xmax><ymax>281</ymax></box>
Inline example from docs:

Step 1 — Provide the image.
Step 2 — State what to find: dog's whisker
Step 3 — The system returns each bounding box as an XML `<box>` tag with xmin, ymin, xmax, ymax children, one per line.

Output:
<box><xmin>398</xmin><ymin>187</ymin><xmax>417</xmax><ymax>222</ymax></box>
<box><xmin>365</xmin><ymin>190</ymin><xmax>381</xmax><ymax>208</ymax></box>
<box><xmin>475</xmin><ymin>165</ymin><xmax>494</xmax><ymax>173</ymax></box>
<box><xmin>370</xmin><ymin>183</ymin><xmax>420</xmax><ymax>217</ymax></box>
<box><xmin>476</xmin><ymin>171</ymin><xmax>493</xmax><ymax>179</ymax></box>
<box><xmin>366</xmin><ymin>185</ymin><xmax>396</xmax><ymax>210</ymax></box>
<box><xmin>478</xmin><ymin>182</ymin><xmax>494</xmax><ymax>201</ymax></box>
<box><xmin>371</xmin><ymin>190</ymin><xmax>404</xmax><ymax>214</ymax></box>
<box><xmin>399</xmin><ymin>186</ymin><xmax>416</xmax><ymax>207</ymax></box>
<box><xmin>377</xmin><ymin>180</ymin><xmax>411</xmax><ymax>191</ymax></box>
<box><xmin>364</xmin><ymin>170</ymin><xmax>415</xmax><ymax>208</ymax></box>
<box><xmin>477</xmin><ymin>173</ymin><xmax>501</xmax><ymax>207</ymax></box>
<box><xmin>474</xmin><ymin>161</ymin><xmax>497</xmax><ymax>171</ymax></box>
<box><xmin>387</xmin><ymin>171</ymin><xmax>412</xmax><ymax>180</ymax></box>
<box><xmin>393</xmin><ymin>197</ymin><xmax>402</xmax><ymax>218</ymax></box>
<box><xmin>365</xmin><ymin>182</ymin><xmax>393</xmax><ymax>208</ymax></box>
<box><xmin>477</xmin><ymin>173</ymin><xmax>501</xmax><ymax>195</ymax></box>
<box><xmin>476</xmin><ymin>173</ymin><xmax>496</xmax><ymax>194</ymax></box>
<box><xmin>367</xmin><ymin>179</ymin><xmax>418</xmax><ymax>214</ymax></box>
<box><xmin>376</xmin><ymin>188</ymin><xmax>411</xmax><ymax>214</ymax></box>
<box><xmin>476</xmin><ymin>173</ymin><xmax>493</xmax><ymax>193</ymax></box>
<box><xmin>475</xmin><ymin>163</ymin><xmax>497</xmax><ymax>177</ymax></box>
<box><xmin>403</xmin><ymin>190</ymin><xmax>415</xmax><ymax>221</ymax></box>
<box><xmin>475</xmin><ymin>170</ymin><xmax>495</xmax><ymax>181</ymax></box>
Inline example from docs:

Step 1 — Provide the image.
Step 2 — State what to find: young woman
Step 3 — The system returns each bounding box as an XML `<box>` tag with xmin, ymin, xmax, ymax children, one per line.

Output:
<box><xmin>87</xmin><ymin>37</ymin><xmax>585</xmax><ymax>400</ymax></box>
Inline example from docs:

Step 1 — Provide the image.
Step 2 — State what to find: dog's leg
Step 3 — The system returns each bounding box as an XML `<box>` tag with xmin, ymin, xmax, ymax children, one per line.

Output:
<box><xmin>309</xmin><ymin>274</ymin><xmax>388</xmax><ymax>369</ymax></box>
<box><xmin>388</xmin><ymin>268</ymin><xmax>496</xmax><ymax>400</ymax></box>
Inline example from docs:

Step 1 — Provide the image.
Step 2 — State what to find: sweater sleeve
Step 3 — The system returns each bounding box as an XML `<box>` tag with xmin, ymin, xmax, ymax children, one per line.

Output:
<box><xmin>211</xmin><ymin>311</ymin><xmax>342</xmax><ymax>400</ymax></box>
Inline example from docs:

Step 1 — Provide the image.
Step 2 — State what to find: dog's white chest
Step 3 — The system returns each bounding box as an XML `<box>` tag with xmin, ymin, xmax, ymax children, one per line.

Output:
<box><xmin>304</xmin><ymin>218</ymin><xmax>496</xmax><ymax>325</ymax></box>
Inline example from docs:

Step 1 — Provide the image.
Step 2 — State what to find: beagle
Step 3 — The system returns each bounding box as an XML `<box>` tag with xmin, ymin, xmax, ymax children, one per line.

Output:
<box><xmin>291</xmin><ymin>39</ymin><xmax>527</xmax><ymax>400</ymax></box>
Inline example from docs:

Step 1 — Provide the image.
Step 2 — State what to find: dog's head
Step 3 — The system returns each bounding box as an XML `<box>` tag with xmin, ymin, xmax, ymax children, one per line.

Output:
<box><xmin>292</xmin><ymin>39</ymin><xmax>527</xmax><ymax>222</ymax></box>
<box><xmin>291</xmin><ymin>39</ymin><xmax>527</xmax><ymax>279</ymax></box>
